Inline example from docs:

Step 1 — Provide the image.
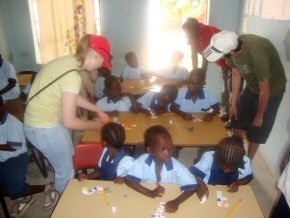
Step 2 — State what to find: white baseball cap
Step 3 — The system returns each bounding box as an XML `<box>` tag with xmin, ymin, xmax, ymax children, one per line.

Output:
<box><xmin>203</xmin><ymin>31</ymin><xmax>239</xmax><ymax>62</ymax></box>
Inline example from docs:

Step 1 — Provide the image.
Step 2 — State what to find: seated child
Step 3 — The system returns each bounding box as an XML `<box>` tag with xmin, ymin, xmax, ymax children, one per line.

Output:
<box><xmin>94</xmin><ymin>66</ymin><xmax>111</xmax><ymax>100</ymax></box>
<box><xmin>190</xmin><ymin>136</ymin><xmax>253</xmax><ymax>197</ymax></box>
<box><xmin>171</xmin><ymin>68</ymin><xmax>219</xmax><ymax>121</ymax></box>
<box><xmin>96</xmin><ymin>75</ymin><xmax>139</xmax><ymax>116</ymax></box>
<box><xmin>120</xmin><ymin>52</ymin><xmax>149</xmax><ymax>80</ymax></box>
<box><xmin>0</xmin><ymin>97</ymin><xmax>58</xmax><ymax>216</ymax></box>
<box><xmin>126</xmin><ymin>125</ymin><xmax>198</xmax><ymax>213</ymax></box>
<box><xmin>154</xmin><ymin>51</ymin><xmax>189</xmax><ymax>81</ymax></box>
<box><xmin>137</xmin><ymin>84</ymin><xmax>178</xmax><ymax>117</ymax></box>
<box><xmin>78</xmin><ymin>122</ymin><xmax>134</xmax><ymax>184</ymax></box>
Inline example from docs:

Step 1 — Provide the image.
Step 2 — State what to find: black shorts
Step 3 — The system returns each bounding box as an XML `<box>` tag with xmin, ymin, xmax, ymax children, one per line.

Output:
<box><xmin>231</xmin><ymin>87</ymin><xmax>283</xmax><ymax>144</ymax></box>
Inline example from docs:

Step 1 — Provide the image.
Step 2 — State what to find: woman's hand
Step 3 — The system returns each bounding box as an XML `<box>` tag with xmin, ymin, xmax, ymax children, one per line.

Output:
<box><xmin>97</xmin><ymin>111</ymin><xmax>109</xmax><ymax>123</ymax></box>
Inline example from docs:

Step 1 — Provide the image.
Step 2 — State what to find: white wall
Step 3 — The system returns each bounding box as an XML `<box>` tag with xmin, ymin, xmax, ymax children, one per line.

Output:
<box><xmin>237</xmin><ymin>2</ymin><xmax>290</xmax><ymax>177</ymax></box>
<box><xmin>100</xmin><ymin>0</ymin><xmax>149</xmax><ymax>76</ymax></box>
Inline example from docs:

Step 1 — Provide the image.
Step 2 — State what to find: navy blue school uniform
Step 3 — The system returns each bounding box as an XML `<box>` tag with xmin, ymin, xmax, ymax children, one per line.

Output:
<box><xmin>190</xmin><ymin>151</ymin><xmax>253</xmax><ymax>185</ymax></box>
<box><xmin>97</xmin><ymin>147</ymin><xmax>134</xmax><ymax>180</ymax></box>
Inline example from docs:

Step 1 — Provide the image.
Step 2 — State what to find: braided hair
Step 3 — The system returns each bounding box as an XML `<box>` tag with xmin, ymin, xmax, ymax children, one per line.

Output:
<box><xmin>215</xmin><ymin>136</ymin><xmax>245</xmax><ymax>171</ymax></box>
<box><xmin>101</xmin><ymin>122</ymin><xmax>125</xmax><ymax>149</ymax></box>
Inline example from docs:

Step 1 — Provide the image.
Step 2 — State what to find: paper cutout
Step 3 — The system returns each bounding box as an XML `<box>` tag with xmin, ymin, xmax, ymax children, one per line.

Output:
<box><xmin>151</xmin><ymin>202</ymin><xmax>165</xmax><ymax>218</ymax></box>
<box><xmin>216</xmin><ymin>191</ymin><xmax>229</xmax><ymax>207</ymax></box>
<box><xmin>200</xmin><ymin>195</ymin><xmax>207</xmax><ymax>204</ymax></box>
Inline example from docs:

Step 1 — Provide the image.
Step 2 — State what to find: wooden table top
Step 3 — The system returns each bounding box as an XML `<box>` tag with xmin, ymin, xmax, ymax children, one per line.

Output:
<box><xmin>121</xmin><ymin>78</ymin><xmax>185</xmax><ymax>95</ymax></box>
<box><xmin>81</xmin><ymin>112</ymin><xmax>228</xmax><ymax>146</ymax></box>
<box><xmin>51</xmin><ymin>179</ymin><xmax>263</xmax><ymax>218</ymax></box>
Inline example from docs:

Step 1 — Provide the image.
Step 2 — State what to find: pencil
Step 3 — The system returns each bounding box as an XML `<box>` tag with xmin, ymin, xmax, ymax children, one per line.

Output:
<box><xmin>103</xmin><ymin>191</ymin><xmax>109</xmax><ymax>206</ymax></box>
<box><xmin>226</xmin><ymin>199</ymin><xmax>241</xmax><ymax>218</ymax></box>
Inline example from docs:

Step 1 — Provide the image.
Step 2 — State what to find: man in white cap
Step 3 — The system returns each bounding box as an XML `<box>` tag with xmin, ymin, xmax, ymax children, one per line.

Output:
<box><xmin>203</xmin><ymin>31</ymin><xmax>286</xmax><ymax>160</ymax></box>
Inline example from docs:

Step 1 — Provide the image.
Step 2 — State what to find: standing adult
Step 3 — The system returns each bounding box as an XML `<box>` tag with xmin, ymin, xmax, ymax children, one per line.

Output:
<box><xmin>24</xmin><ymin>34</ymin><xmax>110</xmax><ymax>193</ymax></box>
<box><xmin>182</xmin><ymin>18</ymin><xmax>231</xmax><ymax>120</ymax></box>
<box><xmin>0</xmin><ymin>53</ymin><xmax>20</xmax><ymax>101</ymax></box>
<box><xmin>203</xmin><ymin>31</ymin><xmax>286</xmax><ymax>160</ymax></box>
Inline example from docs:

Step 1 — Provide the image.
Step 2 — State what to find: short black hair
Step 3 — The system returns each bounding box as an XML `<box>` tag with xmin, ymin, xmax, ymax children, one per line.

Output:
<box><xmin>144</xmin><ymin>125</ymin><xmax>171</xmax><ymax>148</ymax></box>
<box><xmin>188</xmin><ymin>68</ymin><xmax>206</xmax><ymax>82</ymax></box>
<box><xmin>215</xmin><ymin>136</ymin><xmax>245</xmax><ymax>170</ymax></box>
<box><xmin>104</xmin><ymin>75</ymin><xmax>119</xmax><ymax>90</ymax></box>
<box><xmin>101</xmin><ymin>122</ymin><xmax>125</xmax><ymax>149</ymax></box>
<box><xmin>160</xmin><ymin>84</ymin><xmax>178</xmax><ymax>101</ymax></box>
<box><xmin>125</xmin><ymin>52</ymin><xmax>136</xmax><ymax>64</ymax></box>
<box><xmin>182</xmin><ymin>18</ymin><xmax>200</xmax><ymax>37</ymax></box>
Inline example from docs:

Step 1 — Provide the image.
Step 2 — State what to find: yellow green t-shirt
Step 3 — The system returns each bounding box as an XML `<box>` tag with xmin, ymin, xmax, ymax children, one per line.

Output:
<box><xmin>24</xmin><ymin>55</ymin><xmax>81</xmax><ymax>127</ymax></box>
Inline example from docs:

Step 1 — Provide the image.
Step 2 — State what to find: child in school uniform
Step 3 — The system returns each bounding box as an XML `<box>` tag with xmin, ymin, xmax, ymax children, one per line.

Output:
<box><xmin>120</xmin><ymin>52</ymin><xmax>149</xmax><ymax>80</ymax></box>
<box><xmin>126</xmin><ymin>125</ymin><xmax>198</xmax><ymax>213</ymax></box>
<box><xmin>155</xmin><ymin>51</ymin><xmax>189</xmax><ymax>81</ymax></box>
<box><xmin>78</xmin><ymin>122</ymin><xmax>134</xmax><ymax>184</ymax></box>
<box><xmin>137</xmin><ymin>84</ymin><xmax>178</xmax><ymax>117</ymax></box>
<box><xmin>96</xmin><ymin>75</ymin><xmax>139</xmax><ymax>116</ymax></box>
<box><xmin>171</xmin><ymin>68</ymin><xmax>219</xmax><ymax>121</ymax></box>
<box><xmin>190</xmin><ymin>136</ymin><xmax>253</xmax><ymax>197</ymax></box>
<box><xmin>0</xmin><ymin>97</ymin><xmax>58</xmax><ymax>216</ymax></box>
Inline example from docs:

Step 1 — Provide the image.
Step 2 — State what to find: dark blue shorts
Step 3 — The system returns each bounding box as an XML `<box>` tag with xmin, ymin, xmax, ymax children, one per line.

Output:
<box><xmin>231</xmin><ymin>87</ymin><xmax>283</xmax><ymax>144</ymax></box>
<box><xmin>0</xmin><ymin>153</ymin><xmax>30</xmax><ymax>200</ymax></box>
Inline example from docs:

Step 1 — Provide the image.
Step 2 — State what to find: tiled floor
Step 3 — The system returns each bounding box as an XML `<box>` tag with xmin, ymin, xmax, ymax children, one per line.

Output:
<box><xmin>1</xmin><ymin>148</ymin><xmax>278</xmax><ymax>218</ymax></box>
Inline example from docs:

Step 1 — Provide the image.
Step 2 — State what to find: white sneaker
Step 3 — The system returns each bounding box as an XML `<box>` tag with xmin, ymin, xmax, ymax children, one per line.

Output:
<box><xmin>43</xmin><ymin>183</ymin><xmax>59</xmax><ymax>210</ymax></box>
<box><xmin>10</xmin><ymin>195</ymin><xmax>35</xmax><ymax>217</ymax></box>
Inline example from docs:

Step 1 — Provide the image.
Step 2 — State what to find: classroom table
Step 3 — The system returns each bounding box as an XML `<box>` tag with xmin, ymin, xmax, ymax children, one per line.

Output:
<box><xmin>51</xmin><ymin>179</ymin><xmax>264</xmax><ymax>218</ymax></box>
<box><xmin>81</xmin><ymin>112</ymin><xmax>228</xmax><ymax>146</ymax></box>
<box><xmin>121</xmin><ymin>78</ymin><xmax>185</xmax><ymax>95</ymax></box>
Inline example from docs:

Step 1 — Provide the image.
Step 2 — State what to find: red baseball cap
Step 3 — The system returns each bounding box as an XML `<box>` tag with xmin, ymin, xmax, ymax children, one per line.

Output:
<box><xmin>89</xmin><ymin>35</ymin><xmax>112</xmax><ymax>71</ymax></box>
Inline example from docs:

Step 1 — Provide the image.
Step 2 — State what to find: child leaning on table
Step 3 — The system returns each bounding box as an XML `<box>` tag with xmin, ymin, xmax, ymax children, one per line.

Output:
<box><xmin>96</xmin><ymin>75</ymin><xmax>139</xmax><ymax>116</ymax></box>
<box><xmin>137</xmin><ymin>84</ymin><xmax>178</xmax><ymax>117</ymax></box>
<box><xmin>125</xmin><ymin>125</ymin><xmax>199</xmax><ymax>213</ymax></box>
<box><xmin>78</xmin><ymin>122</ymin><xmax>134</xmax><ymax>184</ymax></box>
<box><xmin>171</xmin><ymin>68</ymin><xmax>219</xmax><ymax>121</ymax></box>
<box><xmin>190</xmin><ymin>136</ymin><xmax>253</xmax><ymax>197</ymax></box>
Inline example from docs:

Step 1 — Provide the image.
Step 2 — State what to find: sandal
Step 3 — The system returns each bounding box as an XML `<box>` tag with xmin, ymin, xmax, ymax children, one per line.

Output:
<box><xmin>43</xmin><ymin>183</ymin><xmax>59</xmax><ymax>210</ymax></box>
<box><xmin>10</xmin><ymin>195</ymin><xmax>35</xmax><ymax>217</ymax></box>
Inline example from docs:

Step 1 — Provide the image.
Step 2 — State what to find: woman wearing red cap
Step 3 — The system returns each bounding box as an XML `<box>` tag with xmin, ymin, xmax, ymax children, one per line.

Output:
<box><xmin>23</xmin><ymin>34</ymin><xmax>111</xmax><ymax>194</ymax></box>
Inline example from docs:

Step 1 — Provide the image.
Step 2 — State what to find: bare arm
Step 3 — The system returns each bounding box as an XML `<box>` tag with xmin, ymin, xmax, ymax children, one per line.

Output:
<box><xmin>165</xmin><ymin>190</ymin><xmax>195</xmax><ymax>213</ymax></box>
<box><xmin>61</xmin><ymin>92</ymin><xmax>104</xmax><ymax>131</ymax></box>
<box><xmin>170</xmin><ymin>105</ymin><xmax>193</xmax><ymax>120</ymax></box>
<box><xmin>0</xmin><ymin>144</ymin><xmax>16</xmax><ymax>151</ymax></box>
<box><xmin>0</xmin><ymin>79</ymin><xmax>16</xmax><ymax>96</ymax></box>
<box><xmin>201</xmin><ymin>57</ymin><xmax>208</xmax><ymax>72</ymax></box>
<box><xmin>230</xmin><ymin>68</ymin><xmax>242</xmax><ymax>120</ymax></box>
<box><xmin>76</xmin><ymin>94</ymin><xmax>109</xmax><ymax>122</ymax></box>
<box><xmin>252</xmin><ymin>80</ymin><xmax>270</xmax><ymax>127</ymax></box>
<box><xmin>228</xmin><ymin>177</ymin><xmax>252</xmax><ymax>192</ymax></box>
<box><xmin>125</xmin><ymin>179</ymin><xmax>164</xmax><ymax>198</ymax></box>
<box><xmin>191</xmin><ymin>46</ymin><xmax>198</xmax><ymax>69</ymax></box>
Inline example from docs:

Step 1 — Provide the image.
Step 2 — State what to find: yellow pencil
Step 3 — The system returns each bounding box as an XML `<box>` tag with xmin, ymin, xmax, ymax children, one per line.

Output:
<box><xmin>226</xmin><ymin>199</ymin><xmax>241</xmax><ymax>218</ymax></box>
<box><xmin>103</xmin><ymin>191</ymin><xmax>109</xmax><ymax>206</ymax></box>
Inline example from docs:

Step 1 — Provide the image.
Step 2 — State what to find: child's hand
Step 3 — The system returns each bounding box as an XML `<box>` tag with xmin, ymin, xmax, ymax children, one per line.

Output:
<box><xmin>150</xmin><ymin>186</ymin><xmax>165</xmax><ymax>198</ymax></box>
<box><xmin>114</xmin><ymin>177</ymin><xmax>125</xmax><ymax>184</ymax></box>
<box><xmin>97</xmin><ymin>111</ymin><xmax>109</xmax><ymax>123</ymax></box>
<box><xmin>182</xmin><ymin>113</ymin><xmax>193</xmax><ymax>120</ymax></box>
<box><xmin>78</xmin><ymin>173</ymin><xmax>88</xmax><ymax>181</ymax></box>
<box><xmin>165</xmin><ymin>200</ymin><xmax>179</xmax><ymax>213</ymax></box>
<box><xmin>203</xmin><ymin>113</ymin><xmax>213</xmax><ymax>121</ymax></box>
<box><xmin>227</xmin><ymin>183</ymin><xmax>239</xmax><ymax>192</ymax></box>
<box><xmin>196</xmin><ymin>179</ymin><xmax>209</xmax><ymax>200</ymax></box>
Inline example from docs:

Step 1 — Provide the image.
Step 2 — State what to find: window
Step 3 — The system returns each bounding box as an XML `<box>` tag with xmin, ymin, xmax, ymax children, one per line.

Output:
<box><xmin>148</xmin><ymin>0</ymin><xmax>208</xmax><ymax>70</ymax></box>
<box><xmin>28</xmin><ymin>0</ymin><xmax>102</xmax><ymax>64</ymax></box>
